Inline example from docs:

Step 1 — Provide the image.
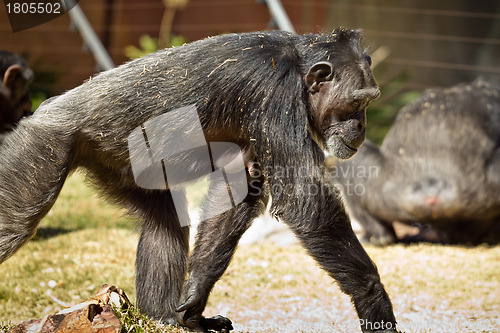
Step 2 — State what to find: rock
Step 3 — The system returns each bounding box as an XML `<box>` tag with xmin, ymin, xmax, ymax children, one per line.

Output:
<box><xmin>9</xmin><ymin>284</ymin><xmax>130</xmax><ymax>333</ymax></box>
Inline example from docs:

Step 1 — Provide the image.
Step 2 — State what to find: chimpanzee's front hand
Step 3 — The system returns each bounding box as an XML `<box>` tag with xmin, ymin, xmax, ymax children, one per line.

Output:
<box><xmin>176</xmin><ymin>280</ymin><xmax>233</xmax><ymax>332</ymax></box>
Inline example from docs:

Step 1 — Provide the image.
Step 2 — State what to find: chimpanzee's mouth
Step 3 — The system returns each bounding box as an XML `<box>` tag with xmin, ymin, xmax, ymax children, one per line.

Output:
<box><xmin>330</xmin><ymin>130</ymin><xmax>359</xmax><ymax>153</ymax></box>
<box><xmin>342</xmin><ymin>139</ymin><xmax>358</xmax><ymax>152</ymax></box>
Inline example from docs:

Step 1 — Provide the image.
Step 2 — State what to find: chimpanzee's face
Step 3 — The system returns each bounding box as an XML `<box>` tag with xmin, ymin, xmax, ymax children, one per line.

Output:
<box><xmin>306</xmin><ymin>57</ymin><xmax>379</xmax><ymax>159</ymax></box>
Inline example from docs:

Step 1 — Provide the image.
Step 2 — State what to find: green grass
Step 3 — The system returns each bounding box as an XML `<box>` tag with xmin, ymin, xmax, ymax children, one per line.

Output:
<box><xmin>0</xmin><ymin>174</ymin><xmax>499</xmax><ymax>332</ymax></box>
<box><xmin>114</xmin><ymin>305</ymin><xmax>186</xmax><ymax>333</ymax></box>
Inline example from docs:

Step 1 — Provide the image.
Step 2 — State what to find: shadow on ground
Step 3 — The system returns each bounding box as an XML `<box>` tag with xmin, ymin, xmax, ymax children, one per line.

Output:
<box><xmin>33</xmin><ymin>227</ymin><xmax>74</xmax><ymax>240</ymax></box>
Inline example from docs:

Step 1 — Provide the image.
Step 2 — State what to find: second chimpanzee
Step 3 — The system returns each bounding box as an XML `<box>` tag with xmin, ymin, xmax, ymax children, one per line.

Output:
<box><xmin>0</xmin><ymin>50</ymin><xmax>33</xmax><ymax>135</ymax></box>
<box><xmin>333</xmin><ymin>78</ymin><xmax>500</xmax><ymax>245</ymax></box>
<box><xmin>0</xmin><ymin>29</ymin><xmax>398</xmax><ymax>332</ymax></box>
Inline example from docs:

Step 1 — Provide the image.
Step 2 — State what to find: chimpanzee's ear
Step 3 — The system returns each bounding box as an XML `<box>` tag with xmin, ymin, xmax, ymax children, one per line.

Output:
<box><xmin>3</xmin><ymin>65</ymin><xmax>33</xmax><ymax>101</ymax></box>
<box><xmin>3</xmin><ymin>65</ymin><xmax>24</xmax><ymax>89</ymax></box>
<box><xmin>305</xmin><ymin>61</ymin><xmax>334</xmax><ymax>94</ymax></box>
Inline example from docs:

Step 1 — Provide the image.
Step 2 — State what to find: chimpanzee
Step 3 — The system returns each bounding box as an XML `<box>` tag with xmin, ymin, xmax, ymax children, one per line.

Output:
<box><xmin>0</xmin><ymin>29</ymin><xmax>399</xmax><ymax>332</ymax></box>
<box><xmin>332</xmin><ymin>78</ymin><xmax>500</xmax><ymax>245</ymax></box>
<box><xmin>0</xmin><ymin>51</ymin><xmax>33</xmax><ymax>135</ymax></box>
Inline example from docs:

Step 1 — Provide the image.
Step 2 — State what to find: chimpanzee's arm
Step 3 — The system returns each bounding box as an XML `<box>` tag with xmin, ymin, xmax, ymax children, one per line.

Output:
<box><xmin>279</xmin><ymin>179</ymin><xmax>397</xmax><ymax>333</ymax></box>
<box><xmin>176</xmin><ymin>165</ymin><xmax>267</xmax><ymax>332</ymax></box>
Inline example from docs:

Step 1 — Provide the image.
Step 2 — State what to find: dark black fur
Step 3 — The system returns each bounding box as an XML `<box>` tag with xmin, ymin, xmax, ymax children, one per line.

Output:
<box><xmin>0</xmin><ymin>50</ymin><xmax>33</xmax><ymax>135</ymax></box>
<box><xmin>0</xmin><ymin>29</ymin><xmax>397</xmax><ymax>332</ymax></box>
<box><xmin>333</xmin><ymin>79</ymin><xmax>500</xmax><ymax>245</ymax></box>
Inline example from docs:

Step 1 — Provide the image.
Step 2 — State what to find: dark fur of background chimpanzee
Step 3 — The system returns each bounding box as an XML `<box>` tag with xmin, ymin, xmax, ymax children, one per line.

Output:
<box><xmin>333</xmin><ymin>78</ymin><xmax>500</xmax><ymax>246</ymax></box>
<box><xmin>0</xmin><ymin>29</ymin><xmax>399</xmax><ymax>333</ymax></box>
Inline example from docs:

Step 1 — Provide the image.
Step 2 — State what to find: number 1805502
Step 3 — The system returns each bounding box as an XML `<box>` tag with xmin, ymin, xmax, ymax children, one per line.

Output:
<box><xmin>6</xmin><ymin>2</ymin><xmax>62</xmax><ymax>15</ymax></box>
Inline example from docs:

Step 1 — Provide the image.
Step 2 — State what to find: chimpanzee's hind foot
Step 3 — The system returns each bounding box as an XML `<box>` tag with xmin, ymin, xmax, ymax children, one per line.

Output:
<box><xmin>200</xmin><ymin>315</ymin><xmax>233</xmax><ymax>332</ymax></box>
<box><xmin>174</xmin><ymin>312</ymin><xmax>233</xmax><ymax>332</ymax></box>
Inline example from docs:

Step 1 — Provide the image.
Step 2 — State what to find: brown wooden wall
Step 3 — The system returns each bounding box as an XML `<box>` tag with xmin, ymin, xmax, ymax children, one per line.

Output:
<box><xmin>172</xmin><ymin>0</ymin><xmax>327</xmax><ymax>40</ymax></box>
<box><xmin>1</xmin><ymin>0</ymin><xmax>499</xmax><ymax>93</ymax></box>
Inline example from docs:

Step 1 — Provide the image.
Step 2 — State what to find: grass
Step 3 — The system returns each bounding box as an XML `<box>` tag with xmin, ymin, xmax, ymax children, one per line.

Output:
<box><xmin>36</xmin><ymin>172</ymin><xmax>135</xmax><ymax>232</ymax></box>
<box><xmin>115</xmin><ymin>306</ymin><xmax>187</xmax><ymax>333</ymax></box>
<box><xmin>0</xmin><ymin>173</ymin><xmax>499</xmax><ymax>332</ymax></box>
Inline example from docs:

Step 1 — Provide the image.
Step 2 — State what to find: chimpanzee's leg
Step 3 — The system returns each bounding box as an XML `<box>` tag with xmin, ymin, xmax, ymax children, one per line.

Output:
<box><xmin>176</xmin><ymin>173</ymin><xmax>267</xmax><ymax>332</ymax></box>
<box><xmin>134</xmin><ymin>190</ymin><xmax>190</xmax><ymax>324</ymax></box>
<box><xmin>84</xmin><ymin>158</ymin><xmax>192</xmax><ymax>325</ymax></box>
<box><xmin>280</xmin><ymin>182</ymin><xmax>398</xmax><ymax>333</ymax></box>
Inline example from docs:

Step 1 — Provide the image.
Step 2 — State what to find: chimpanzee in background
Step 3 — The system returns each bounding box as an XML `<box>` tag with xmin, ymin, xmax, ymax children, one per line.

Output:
<box><xmin>0</xmin><ymin>29</ymin><xmax>399</xmax><ymax>332</ymax></box>
<box><xmin>0</xmin><ymin>50</ymin><xmax>33</xmax><ymax>135</ymax></box>
<box><xmin>333</xmin><ymin>78</ymin><xmax>500</xmax><ymax>246</ymax></box>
